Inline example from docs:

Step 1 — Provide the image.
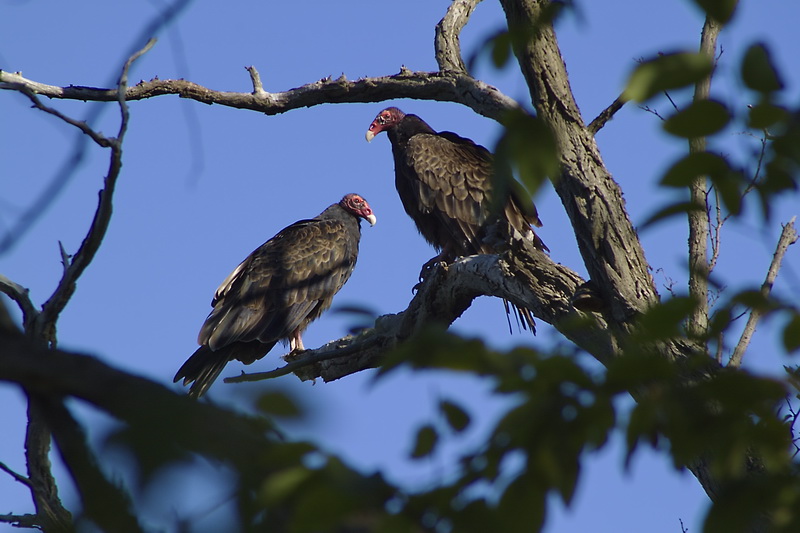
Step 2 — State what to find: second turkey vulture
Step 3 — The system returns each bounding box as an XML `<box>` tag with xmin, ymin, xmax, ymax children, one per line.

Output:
<box><xmin>366</xmin><ymin>107</ymin><xmax>546</xmax><ymax>331</ymax></box>
<box><xmin>174</xmin><ymin>193</ymin><xmax>376</xmax><ymax>398</ymax></box>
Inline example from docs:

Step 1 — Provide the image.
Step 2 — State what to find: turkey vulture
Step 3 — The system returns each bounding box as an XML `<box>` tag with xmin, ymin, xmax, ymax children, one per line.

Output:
<box><xmin>174</xmin><ymin>193</ymin><xmax>376</xmax><ymax>398</ymax></box>
<box><xmin>366</xmin><ymin>107</ymin><xmax>546</xmax><ymax>331</ymax></box>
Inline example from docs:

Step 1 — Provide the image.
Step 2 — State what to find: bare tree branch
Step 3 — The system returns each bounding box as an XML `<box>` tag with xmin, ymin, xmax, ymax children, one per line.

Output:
<box><xmin>2</xmin><ymin>39</ymin><xmax>157</xmax><ymax>532</ymax></box>
<box><xmin>33</xmin><ymin>39</ymin><xmax>155</xmax><ymax>344</ymax></box>
<box><xmin>0</xmin><ymin>460</ymin><xmax>32</xmax><ymax>488</ymax></box>
<box><xmin>11</xmin><ymin>88</ymin><xmax>113</xmax><ymax>148</ymax></box>
<box><xmin>686</xmin><ymin>16</ymin><xmax>722</xmax><ymax>342</ymax></box>
<box><xmin>227</xmin><ymin>241</ymin><xmax>629</xmax><ymax>387</ymax></box>
<box><xmin>435</xmin><ymin>0</ymin><xmax>483</xmax><ymax>73</ymax></box>
<box><xmin>0</xmin><ymin>68</ymin><xmax>521</xmax><ymax>123</ymax></box>
<box><xmin>729</xmin><ymin>217</ymin><xmax>798</xmax><ymax>367</ymax></box>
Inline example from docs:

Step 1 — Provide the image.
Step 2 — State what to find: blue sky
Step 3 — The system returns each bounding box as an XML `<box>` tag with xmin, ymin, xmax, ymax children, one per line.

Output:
<box><xmin>2</xmin><ymin>1</ymin><xmax>799</xmax><ymax>531</ymax></box>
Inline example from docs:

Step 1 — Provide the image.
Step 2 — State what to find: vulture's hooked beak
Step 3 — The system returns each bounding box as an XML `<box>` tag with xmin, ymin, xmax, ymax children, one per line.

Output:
<box><xmin>366</xmin><ymin>214</ymin><xmax>377</xmax><ymax>226</ymax></box>
<box><xmin>365</xmin><ymin>130</ymin><xmax>376</xmax><ymax>142</ymax></box>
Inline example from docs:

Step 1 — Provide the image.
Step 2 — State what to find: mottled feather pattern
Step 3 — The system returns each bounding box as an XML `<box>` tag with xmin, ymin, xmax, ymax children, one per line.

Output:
<box><xmin>201</xmin><ymin>215</ymin><xmax>359</xmax><ymax>351</ymax></box>
<box><xmin>369</xmin><ymin>107</ymin><xmax>545</xmax><ymax>333</ymax></box>
<box><xmin>175</xmin><ymin>196</ymin><xmax>371</xmax><ymax>398</ymax></box>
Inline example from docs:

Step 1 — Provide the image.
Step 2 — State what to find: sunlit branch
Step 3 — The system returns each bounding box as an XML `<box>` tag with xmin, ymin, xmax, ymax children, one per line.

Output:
<box><xmin>435</xmin><ymin>0</ymin><xmax>483</xmax><ymax>72</ymax></box>
<box><xmin>228</xmin><ymin>243</ymin><xmax>620</xmax><ymax>385</ymax></box>
<box><xmin>0</xmin><ymin>67</ymin><xmax>520</xmax><ymax>123</ymax></box>
<box><xmin>245</xmin><ymin>65</ymin><xmax>267</xmax><ymax>97</ymax></box>
<box><xmin>729</xmin><ymin>216</ymin><xmax>798</xmax><ymax>368</ymax></box>
<box><xmin>0</xmin><ymin>274</ymin><xmax>37</xmax><ymax>330</ymax></box>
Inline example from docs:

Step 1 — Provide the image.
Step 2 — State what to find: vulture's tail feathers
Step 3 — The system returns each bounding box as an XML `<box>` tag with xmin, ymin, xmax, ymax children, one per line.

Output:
<box><xmin>173</xmin><ymin>345</ymin><xmax>231</xmax><ymax>399</ymax></box>
<box><xmin>503</xmin><ymin>299</ymin><xmax>536</xmax><ymax>336</ymax></box>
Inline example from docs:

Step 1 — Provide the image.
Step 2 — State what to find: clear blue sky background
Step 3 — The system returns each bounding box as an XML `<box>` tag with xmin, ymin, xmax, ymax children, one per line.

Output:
<box><xmin>2</xmin><ymin>1</ymin><xmax>799</xmax><ymax>531</ymax></box>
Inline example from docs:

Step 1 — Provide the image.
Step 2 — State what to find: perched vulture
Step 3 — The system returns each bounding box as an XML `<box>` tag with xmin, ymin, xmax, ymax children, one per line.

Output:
<box><xmin>366</xmin><ymin>107</ymin><xmax>546</xmax><ymax>331</ymax></box>
<box><xmin>174</xmin><ymin>193</ymin><xmax>376</xmax><ymax>398</ymax></box>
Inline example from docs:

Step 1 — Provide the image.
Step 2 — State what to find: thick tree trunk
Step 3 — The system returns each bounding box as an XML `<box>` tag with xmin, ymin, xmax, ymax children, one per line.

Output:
<box><xmin>498</xmin><ymin>2</ymin><xmax>769</xmax><ymax>531</ymax></box>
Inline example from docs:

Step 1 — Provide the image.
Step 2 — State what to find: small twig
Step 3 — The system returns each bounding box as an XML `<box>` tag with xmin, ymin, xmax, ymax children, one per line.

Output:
<box><xmin>785</xmin><ymin>398</ymin><xmax>800</xmax><ymax>458</ymax></box>
<box><xmin>13</xmin><ymin>88</ymin><xmax>113</xmax><ymax>148</ymax></box>
<box><xmin>0</xmin><ymin>274</ymin><xmax>37</xmax><ymax>329</ymax></box>
<box><xmin>245</xmin><ymin>65</ymin><xmax>269</xmax><ymax>98</ymax></box>
<box><xmin>664</xmin><ymin>90</ymin><xmax>680</xmax><ymax>111</ymax></box>
<box><xmin>729</xmin><ymin>217</ymin><xmax>798</xmax><ymax>367</ymax></box>
<box><xmin>639</xmin><ymin>105</ymin><xmax>666</xmax><ymax>121</ymax></box>
<box><xmin>707</xmin><ymin>183</ymin><xmax>723</xmax><ymax>273</ymax></box>
<box><xmin>588</xmin><ymin>93</ymin><xmax>628</xmax><ymax>134</ymax></box>
<box><xmin>0</xmin><ymin>461</ymin><xmax>32</xmax><ymax>488</ymax></box>
<box><xmin>58</xmin><ymin>241</ymin><xmax>71</xmax><ymax>273</ymax></box>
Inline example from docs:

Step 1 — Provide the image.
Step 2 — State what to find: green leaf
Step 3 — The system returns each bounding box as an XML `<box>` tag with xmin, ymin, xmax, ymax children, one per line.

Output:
<box><xmin>741</xmin><ymin>43</ymin><xmax>784</xmax><ymax>93</ymax></box>
<box><xmin>636</xmin><ymin>296</ymin><xmax>698</xmax><ymax>340</ymax></box>
<box><xmin>709</xmin><ymin>171</ymin><xmax>743</xmax><ymax>217</ymax></box>
<box><xmin>491</xmin><ymin>31</ymin><xmax>512</xmax><ymax>68</ymax></box>
<box><xmin>661</xmin><ymin>152</ymin><xmax>731</xmax><ymax>188</ymax></box>
<box><xmin>440</xmin><ymin>400</ymin><xmax>471</xmax><ymax>433</ymax></box>
<box><xmin>411</xmin><ymin>425</ymin><xmax>438</xmax><ymax>459</ymax></box>
<box><xmin>661</xmin><ymin>151</ymin><xmax>745</xmax><ymax>216</ymax></box>
<box><xmin>691</xmin><ymin>0</ymin><xmax>738</xmax><ymax>23</ymax></box>
<box><xmin>259</xmin><ymin>466</ymin><xmax>312</xmax><ymax>504</ymax></box>
<box><xmin>708</xmin><ymin>307</ymin><xmax>733</xmax><ymax>338</ymax></box>
<box><xmin>663</xmin><ymin>99</ymin><xmax>730</xmax><ymax>138</ymax></box>
<box><xmin>732</xmin><ymin>289</ymin><xmax>774</xmax><ymax>311</ymax></box>
<box><xmin>497</xmin><ymin>476</ymin><xmax>546</xmax><ymax>533</ymax></box>
<box><xmin>639</xmin><ymin>201</ymin><xmax>704</xmax><ymax>229</ymax></box>
<box><xmin>748</xmin><ymin>102</ymin><xmax>787</xmax><ymax>130</ymax></box>
<box><xmin>784</xmin><ymin>313</ymin><xmax>800</xmax><ymax>353</ymax></box>
<box><xmin>255</xmin><ymin>391</ymin><xmax>302</xmax><ymax>418</ymax></box>
<box><xmin>624</xmin><ymin>52</ymin><xmax>713</xmax><ymax>102</ymax></box>
<box><xmin>495</xmin><ymin>110</ymin><xmax>559</xmax><ymax>203</ymax></box>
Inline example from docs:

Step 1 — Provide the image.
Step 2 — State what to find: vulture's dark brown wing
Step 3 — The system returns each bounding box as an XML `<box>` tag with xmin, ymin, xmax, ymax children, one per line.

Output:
<box><xmin>402</xmin><ymin>131</ymin><xmax>545</xmax><ymax>256</ymax></box>
<box><xmin>397</xmin><ymin>126</ymin><xmax>544</xmax><ymax>333</ymax></box>
<box><xmin>399</xmin><ymin>132</ymin><xmax>489</xmax><ymax>255</ymax></box>
<box><xmin>199</xmin><ymin>217</ymin><xmax>358</xmax><ymax>353</ymax></box>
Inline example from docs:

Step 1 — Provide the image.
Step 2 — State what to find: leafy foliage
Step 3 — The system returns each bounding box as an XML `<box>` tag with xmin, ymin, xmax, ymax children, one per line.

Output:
<box><xmin>624</xmin><ymin>52</ymin><xmax>714</xmax><ymax>102</ymax></box>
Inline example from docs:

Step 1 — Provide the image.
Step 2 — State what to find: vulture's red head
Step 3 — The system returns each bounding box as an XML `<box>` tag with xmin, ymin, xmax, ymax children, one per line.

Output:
<box><xmin>341</xmin><ymin>193</ymin><xmax>377</xmax><ymax>226</ymax></box>
<box><xmin>365</xmin><ymin>107</ymin><xmax>405</xmax><ymax>142</ymax></box>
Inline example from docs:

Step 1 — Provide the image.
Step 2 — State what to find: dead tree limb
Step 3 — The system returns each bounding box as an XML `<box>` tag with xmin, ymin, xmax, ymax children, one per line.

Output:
<box><xmin>729</xmin><ymin>216</ymin><xmax>798</xmax><ymax>367</ymax></box>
